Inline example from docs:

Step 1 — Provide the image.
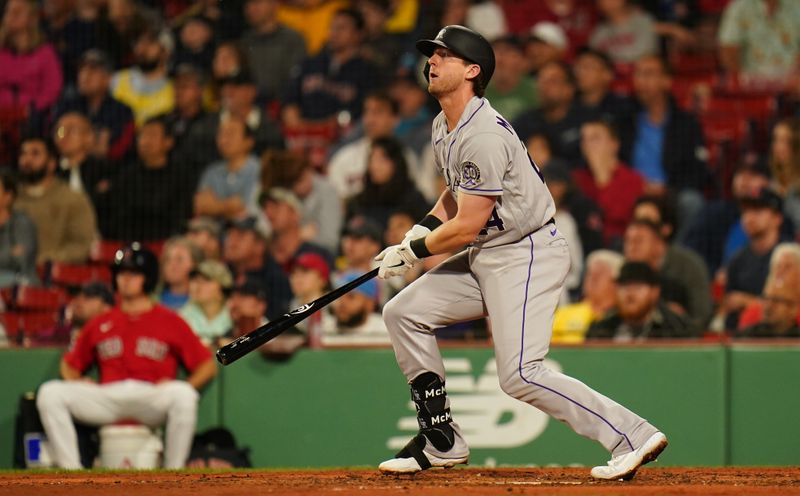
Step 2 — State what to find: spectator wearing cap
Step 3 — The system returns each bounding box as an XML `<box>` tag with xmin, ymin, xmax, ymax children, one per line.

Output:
<box><xmin>242</xmin><ymin>0</ymin><xmax>306</xmax><ymax>102</ymax></box>
<box><xmin>720</xmin><ymin>186</ymin><xmax>790</xmax><ymax>329</ymax></box>
<box><xmin>338</xmin><ymin>216</ymin><xmax>384</xmax><ymax>275</ymax></box>
<box><xmin>289</xmin><ymin>252</ymin><xmax>335</xmax><ymax>337</ymax></box>
<box><xmin>573</xmin><ymin>48</ymin><xmax>631</xmax><ymax>127</ymax></box>
<box><xmin>52</xmin><ymin>111</ymin><xmax>116</xmax><ymax>238</ymax></box>
<box><xmin>227</xmin><ymin>276</ymin><xmax>269</xmax><ymax>339</ymax></box>
<box><xmin>173</xmin><ymin>16</ymin><xmax>216</xmax><ymax>75</ymax></box>
<box><xmin>157</xmin><ymin>236</ymin><xmax>204</xmax><ymax>311</ymax></box>
<box><xmin>179</xmin><ymin>259</ymin><xmax>234</xmax><ymax>345</ymax></box>
<box><xmin>53</xmin><ymin>49</ymin><xmax>136</xmax><ymax>162</ymax></box>
<box><xmin>683</xmin><ymin>160</ymin><xmax>778</xmax><ymax>275</ymax></box>
<box><xmin>223</xmin><ymin>216</ymin><xmax>292</xmax><ymax>319</ymax></box>
<box><xmin>501</xmin><ymin>0</ymin><xmax>598</xmax><ymax>61</ymax></box>
<box><xmin>106</xmin><ymin>116</ymin><xmax>192</xmax><ymax>242</ymax></box>
<box><xmin>624</xmin><ymin>216</ymin><xmax>712</xmax><ymax>329</ymax></box>
<box><xmin>589</xmin><ymin>0</ymin><xmax>657</xmax><ymax>67</ymax></box>
<box><xmin>525</xmin><ymin>21</ymin><xmax>568</xmax><ymax>76</ymax></box>
<box><xmin>573</xmin><ymin>119</ymin><xmax>644</xmax><ymax>247</ymax></box>
<box><xmin>40</xmin><ymin>281</ymin><xmax>115</xmax><ymax>346</ymax></box>
<box><xmin>328</xmin><ymin>90</ymin><xmax>419</xmax><ymax>202</ymax></box>
<box><xmin>194</xmin><ymin>117</ymin><xmax>260</xmax><ymax>223</ymax></box>
<box><xmin>0</xmin><ymin>0</ymin><xmax>63</xmax><ymax>113</ymax></box>
<box><xmin>586</xmin><ymin>261</ymin><xmax>696</xmax><ymax>341</ymax></box>
<box><xmin>166</xmin><ymin>64</ymin><xmax>218</xmax><ymax>182</ymax></box>
<box><xmin>485</xmin><ymin>34</ymin><xmax>538</xmax><ymax>123</ymax></box>
<box><xmin>214</xmin><ymin>70</ymin><xmax>284</xmax><ymax>157</ymax></box>
<box><xmin>261</xmin><ymin>150</ymin><xmax>343</xmax><ymax>255</ymax></box>
<box><xmin>186</xmin><ymin>217</ymin><xmax>222</xmax><ymax>261</ymax></box>
<box><xmin>261</xmin><ymin>187</ymin><xmax>333</xmax><ymax>274</ymax></box>
<box><xmin>325</xmin><ymin>270</ymin><xmax>389</xmax><ymax>345</ymax></box>
<box><xmin>282</xmin><ymin>8</ymin><xmax>380</xmax><ymax>126</ymax></box>
<box><xmin>346</xmin><ymin>137</ymin><xmax>430</xmax><ymax>229</ymax></box>
<box><xmin>618</xmin><ymin>55</ymin><xmax>709</xmax><ymax>234</ymax></box>
<box><xmin>15</xmin><ymin>136</ymin><xmax>97</xmax><ymax>265</ymax></box>
<box><xmin>111</xmin><ymin>26</ymin><xmax>175</xmax><ymax>126</ymax></box>
<box><xmin>512</xmin><ymin>61</ymin><xmax>592</xmax><ymax>167</ymax></box>
<box><xmin>552</xmin><ymin>249</ymin><xmax>624</xmax><ymax>344</ymax></box>
<box><xmin>0</xmin><ymin>170</ymin><xmax>37</xmax><ymax>288</ymax></box>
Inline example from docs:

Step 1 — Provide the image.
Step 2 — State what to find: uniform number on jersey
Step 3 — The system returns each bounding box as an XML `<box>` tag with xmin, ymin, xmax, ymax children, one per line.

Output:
<box><xmin>479</xmin><ymin>207</ymin><xmax>505</xmax><ymax>235</ymax></box>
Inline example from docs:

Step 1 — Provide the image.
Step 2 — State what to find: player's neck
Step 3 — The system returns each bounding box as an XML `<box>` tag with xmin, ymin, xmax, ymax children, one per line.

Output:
<box><xmin>121</xmin><ymin>294</ymin><xmax>154</xmax><ymax>315</ymax></box>
<box><xmin>438</xmin><ymin>88</ymin><xmax>478</xmax><ymax>132</ymax></box>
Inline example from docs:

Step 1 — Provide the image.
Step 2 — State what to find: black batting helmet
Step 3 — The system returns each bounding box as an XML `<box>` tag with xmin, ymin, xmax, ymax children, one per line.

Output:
<box><xmin>416</xmin><ymin>25</ymin><xmax>495</xmax><ymax>87</ymax></box>
<box><xmin>111</xmin><ymin>242</ymin><xmax>159</xmax><ymax>294</ymax></box>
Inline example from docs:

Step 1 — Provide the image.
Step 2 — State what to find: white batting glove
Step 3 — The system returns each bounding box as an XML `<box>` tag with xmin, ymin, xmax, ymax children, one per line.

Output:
<box><xmin>403</xmin><ymin>224</ymin><xmax>431</xmax><ymax>242</ymax></box>
<box><xmin>375</xmin><ymin>240</ymin><xmax>421</xmax><ymax>279</ymax></box>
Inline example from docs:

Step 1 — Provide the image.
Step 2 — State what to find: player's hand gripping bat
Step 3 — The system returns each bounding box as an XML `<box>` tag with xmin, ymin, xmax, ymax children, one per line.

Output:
<box><xmin>216</xmin><ymin>267</ymin><xmax>379</xmax><ymax>365</ymax></box>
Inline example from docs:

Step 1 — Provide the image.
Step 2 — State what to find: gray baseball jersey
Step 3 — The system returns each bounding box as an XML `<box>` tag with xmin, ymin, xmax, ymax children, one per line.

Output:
<box><xmin>383</xmin><ymin>96</ymin><xmax>659</xmax><ymax>460</ymax></box>
<box><xmin>431</xmin><ymin>97</ymin><xmax>555</xmax><ymax>248</ymax></box>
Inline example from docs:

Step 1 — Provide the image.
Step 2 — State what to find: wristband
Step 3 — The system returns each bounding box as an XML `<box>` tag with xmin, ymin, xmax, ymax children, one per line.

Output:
<box><xmin>418</xmin><ymin>214</ymin><xmax>443</xmax><ymax>231</ymax></box>
<box><xmin>409</xmin><ymin>236</ymin><xmax>433</xmax><ymax>258</ymax></box>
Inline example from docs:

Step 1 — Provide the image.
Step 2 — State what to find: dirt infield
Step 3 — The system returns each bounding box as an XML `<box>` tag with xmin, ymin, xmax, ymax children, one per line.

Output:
<box><xmin>2</xmin><ymin>467</ymin><xmax>800</xmax><ymax>495</ymax></box>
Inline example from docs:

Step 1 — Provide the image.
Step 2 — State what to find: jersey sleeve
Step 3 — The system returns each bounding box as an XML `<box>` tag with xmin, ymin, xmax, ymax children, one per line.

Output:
<box><xmin>169</xmin><ymin>312</ymin><xmax>213</xmax><ymax>371</ymax></box>
<box><xmin>63</xmin><ymin>321</ymin><xmax>97</xmax><ymax>373</ymax></box>
<box><xmin>456</xmin><ymin>132</ymin><xmax>507</xmax><ymax>196</ymax></box>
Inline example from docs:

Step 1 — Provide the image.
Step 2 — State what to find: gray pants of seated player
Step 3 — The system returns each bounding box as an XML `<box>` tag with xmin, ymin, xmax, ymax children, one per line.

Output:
<box><xmin>383</xmin><ymin>228</ymin><xmax>659</xmax><ymax>457</ymax></box>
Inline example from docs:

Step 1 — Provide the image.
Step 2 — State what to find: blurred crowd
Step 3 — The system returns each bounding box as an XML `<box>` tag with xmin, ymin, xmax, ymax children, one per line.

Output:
<box><xmin>2</xmin><ymin>0</ymin><xmax>800</xmax><ymax>351</ymax></box>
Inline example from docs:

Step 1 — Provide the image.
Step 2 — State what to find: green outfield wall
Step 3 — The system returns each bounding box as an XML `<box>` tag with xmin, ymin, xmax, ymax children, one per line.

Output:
<box><xmin>1</xmin><ymin>343</ymin><xmax>798</xmax><ymax>469</ymax></box>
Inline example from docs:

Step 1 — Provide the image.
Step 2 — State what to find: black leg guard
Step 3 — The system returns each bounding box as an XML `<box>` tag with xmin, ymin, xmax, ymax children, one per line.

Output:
<box><xmin>395</xmin><ymin>372</ymin><xmax>455</xmax><ymax>460</ymax></box>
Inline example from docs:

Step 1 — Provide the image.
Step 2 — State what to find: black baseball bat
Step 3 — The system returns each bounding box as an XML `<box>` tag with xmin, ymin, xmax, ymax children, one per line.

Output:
<box><xmin>216</xmin><ymin>267</ymin><xmax>380</xmax><ymax>365</ymax></box>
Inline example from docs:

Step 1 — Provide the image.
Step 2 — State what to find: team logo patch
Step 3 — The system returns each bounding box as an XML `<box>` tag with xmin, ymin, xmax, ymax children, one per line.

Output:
<box><xmin>460</xmin><ymin>162</ymin><xmax>482</xmax><ymax>187</ymax></box>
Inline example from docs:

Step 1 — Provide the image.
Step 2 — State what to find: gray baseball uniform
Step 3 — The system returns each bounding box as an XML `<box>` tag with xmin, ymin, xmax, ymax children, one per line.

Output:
<box><xmin>383</xmin><ymin>96</ymin><xmax>659</xmax><ymax>457</ymax></box>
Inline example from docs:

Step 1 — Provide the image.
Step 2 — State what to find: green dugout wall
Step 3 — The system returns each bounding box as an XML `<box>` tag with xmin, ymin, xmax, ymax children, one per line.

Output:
<box><xmin>1</xmin><ymin>343</ymin><xmax>798</xmax><ymax>468</ymax></box>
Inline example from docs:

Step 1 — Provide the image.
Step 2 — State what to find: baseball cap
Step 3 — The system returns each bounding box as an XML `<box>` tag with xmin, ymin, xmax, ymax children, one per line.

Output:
<box><xmin>292</xmin><ymin>252</ymin><xmax>330</xmax><ymax>282</ymax></box>
<box><xmin>529</xmin><ymin>22</ymin><xmax>568</xmax><ymax>51</ymax></box>
<box><xmin>227</xmin><ymin>216</ymin><xmax>270</xmax><ymax>241</ymax></box>
<box><xmin>259</xmin><ymin>187</ymin><xmax>303</xmax><ymax>213</ymax></box>
<box><xmin>80</xmin><ymin>281</ymin><xmax>115</xmax><ymax>306</ymax></box>
<box><xmin>336</xmin><ymin>271</ymin><xmax>378</xmax><ymax>300</ymax></box>
<box><xmin>191</xmin><ymin>260</ymin><xmax>234</xmax><ymax>290</ymax></box>
<box><xmin>739</xmin><ymin>186</ymin><xmax>783</xmax><ymax>213</ymax></box>
<box><xmin>232</xmin><ymin>276</ymin><xmax>268</xmax><ymax>301</ymax></box>
<box><xmin>616</xmin><ymin>262</ymin><xmax>660</xmax><ymax>286</ymax></box>
<box><xmin>343</xmin><ymin>216</ymin><xmax>383</xmax><ymax>244</ymax></box>
<box><xmin>187</xmin><ymin>216</ymin><xmax>221</xmax><ymax>238</ymax></box>
<box><xmin>79</xmin><ymin>49</ymin><xmax>113</xmax><ymax>72</ymax></box>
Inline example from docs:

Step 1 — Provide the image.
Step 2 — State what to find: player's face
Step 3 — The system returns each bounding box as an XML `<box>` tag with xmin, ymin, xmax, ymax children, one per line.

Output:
<box><xmin>427</xmin><ymin>47</ymin><xmax>477</xmax><ymax>97</ymax></box>
<box><xmin>115</xmin><ymin>270</ymin><xmax>146</xmax><ymax>298</ymax></box>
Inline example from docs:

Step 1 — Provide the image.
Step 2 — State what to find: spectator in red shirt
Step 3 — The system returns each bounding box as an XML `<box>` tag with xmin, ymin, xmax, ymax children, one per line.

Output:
<box><xmin>35</xmin><ymin>244</ymin><xmax>217</xmax><ymax>469</ymax></box>
<box><xmin>0</xmin><ymin>0</ymin><xmax>63</xmax><ymax>113</ymax></box>
<box><xmin>573</xmin><ymin>119</ymin><xmax>644</xmax><ymax>246</ymax></box>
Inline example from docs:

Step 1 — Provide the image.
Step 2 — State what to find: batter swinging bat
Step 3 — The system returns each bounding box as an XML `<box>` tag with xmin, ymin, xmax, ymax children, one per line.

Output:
<box><xmin>216</xmin><ymin>267</ymin><xmax>379</xmax><ymax>365</ymax></box>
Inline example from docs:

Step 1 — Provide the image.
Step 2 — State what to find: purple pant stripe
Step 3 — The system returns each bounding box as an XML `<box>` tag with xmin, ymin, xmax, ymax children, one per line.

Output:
<box><xmin>517</xmin><ymin>234</ymin><xmax>635</xmax><ymax>452</ymax></box>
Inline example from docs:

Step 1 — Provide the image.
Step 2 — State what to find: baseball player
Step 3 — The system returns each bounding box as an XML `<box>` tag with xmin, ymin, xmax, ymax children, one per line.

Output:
<box><xmin>36</xmin><ymin>244</ymin><xmax>217</xmax><ymax>469</ymax></box>
<box><xmin>375</xmin><ymin>25</ymin><xmax>668</xmax><ymax>480</ymax></box>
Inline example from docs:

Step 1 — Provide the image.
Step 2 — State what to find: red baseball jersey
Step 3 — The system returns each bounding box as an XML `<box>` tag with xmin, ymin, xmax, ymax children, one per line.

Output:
<box><xmin>64</xmin><ymin>304</ymin><xmax>212</xmax><ymax>384</ymax></box>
